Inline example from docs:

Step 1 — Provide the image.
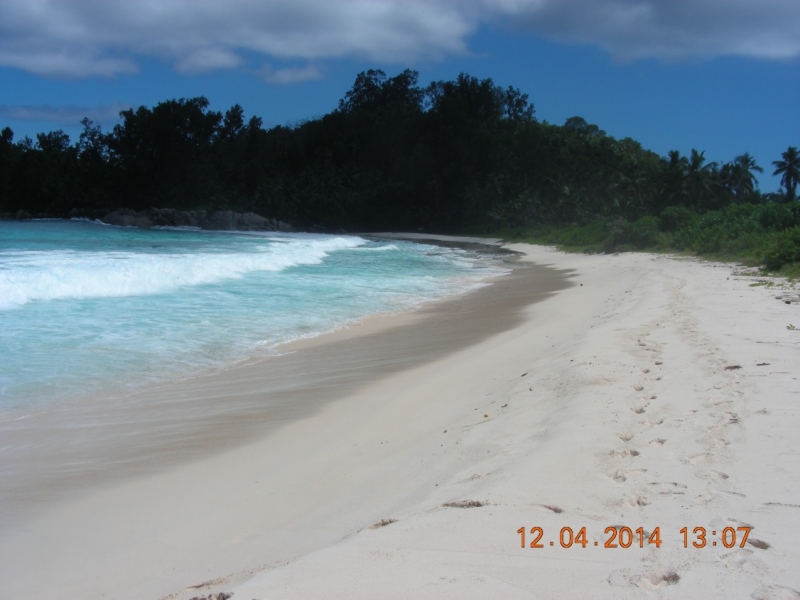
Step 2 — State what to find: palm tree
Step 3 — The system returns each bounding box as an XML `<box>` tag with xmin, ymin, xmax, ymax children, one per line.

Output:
<box><xmin>686</xmin><ymin>149</ymin><xmax>717</xmax><ymax>208</ymax></box>
<box><xmin>658</xmin><ymin>150</ymin><xmax>689</xmax><ymax>208</ymax></box>
<box><xmin>773</xmin><ymin>146</ymin><xmax>800</xmax><ymax>201</ymax></box>
<box><xmin>734</xmin><ymin>153</ymin><xmax>763</xmax><ymax>190</ymax></box>
<box><xmin>725</xmin><ymin>153</ymin><xmax>763</xmax><ymax>201</ymax></box>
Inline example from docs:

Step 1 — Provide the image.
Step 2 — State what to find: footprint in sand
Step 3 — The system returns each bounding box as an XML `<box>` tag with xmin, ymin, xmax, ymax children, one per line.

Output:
<box><xmin>712</xmin><ymin>399</ymin><xmax>734</xmax><ymax>407</ymax></box>
<box><xmin>631</xmin><ymin>405</ymin><xmax>647</xmax><ymax>414</ymax></box>
<box><xmin>696</xmin><ymin>470</ymin><xmax>729</xmax><ymax>482</ymax></box>
<box><xmin>724</xmin><ymin>412</ymin><xmax>740</xmax><ymax>424</ymax></box>
<box><xmin>639</xmin><ymin>570</ymin><xmax>680</xmax><ymax>590</ymax></box>
<box><xmin>649</xmin><ymin>438</ymin><xmax>666</xmax><ymax>445</ymax></box>
<box><xmin>541</xmin><ymin>504</ymin><xmax>564</xmax><ymax>513</ymax></box>
<box><xmin>684</xmin><ymin>453</ymin><xmax>710</xmax><ymax>465</ymax></box>
<box><xmin>610</xmin><ymin>448</ymin><xmax>640</xmax><ymax>458</ymax></box>
<box><xmin>647</xmin><ymin>482</ymin><xmax>687</xmax><ymax>494</ymax></box>
<box><xmin>612</xmin><ymin>469</ymin><xmax>647</xmax><ymax>482</ymax></box>
<box><xmin>626</xmin><ymin>495</ymin><xmax>649</xmax><ymax>507</ymax></box>
<box><xmin>721</xmin><ymin>548</ymin><xmax>753</xmax><ymax>567</ymax></box>
<box><xmin>716</xmin><ymin>490</ymin><xmax>746</xmax><ymax>498</ymax></box>
<box><xmin>618</xmin><ymin>433</ymin><xmax>635</xmax><ymax>442</ymax></box>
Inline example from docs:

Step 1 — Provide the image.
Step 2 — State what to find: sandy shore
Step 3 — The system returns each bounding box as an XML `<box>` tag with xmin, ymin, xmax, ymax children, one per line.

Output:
<box><xmin>1</xmin><ymin>240</ymin><xmax>799</xmax><ymax>599</ymax></box>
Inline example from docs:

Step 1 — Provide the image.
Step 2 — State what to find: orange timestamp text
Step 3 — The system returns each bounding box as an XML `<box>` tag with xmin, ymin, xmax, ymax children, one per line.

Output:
<box><xmin>517</xmin><ymin>526</ymin><xmax>752</xmax><ymax>549</ymax></box>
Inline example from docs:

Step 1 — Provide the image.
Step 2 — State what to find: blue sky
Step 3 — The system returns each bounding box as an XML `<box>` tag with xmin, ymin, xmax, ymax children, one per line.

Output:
<box><xmin>1</xmin><ymin>0</ymin><xmax>798</xmax><ymax>191</ymax></box>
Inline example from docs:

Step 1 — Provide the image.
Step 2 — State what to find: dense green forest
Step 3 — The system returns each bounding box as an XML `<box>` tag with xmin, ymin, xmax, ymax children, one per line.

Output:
<box><xmin>1</xmin><ymin>69</ymin><xmax>799</xmax><ymax>272</ymax></box>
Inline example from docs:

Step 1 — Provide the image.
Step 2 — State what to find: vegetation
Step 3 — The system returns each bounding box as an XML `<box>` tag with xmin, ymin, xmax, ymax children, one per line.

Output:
<box><xmin>495</xmin><ymin>203</ymin><xmax>800</xmax><ymax>276</ymax></box>
<box><xmin>772</xmin><ymin>146</ymin><xmax>800</xmax><ymax>202</ymax></box>
<box><xmin>0</xmin><ymin>69</ymin><xmax>798</xmax><ymax>273</ymax></box>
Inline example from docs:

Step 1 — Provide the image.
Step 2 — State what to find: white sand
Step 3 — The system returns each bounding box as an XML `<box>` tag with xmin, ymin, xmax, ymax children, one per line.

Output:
<box><xmin>1</xmin><ymin>242</ymin><xmax>798</xmax><ymax>599</ymax></box>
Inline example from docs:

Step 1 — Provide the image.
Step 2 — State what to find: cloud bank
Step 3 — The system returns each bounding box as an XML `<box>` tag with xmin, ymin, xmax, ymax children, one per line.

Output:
<box><xmin>0</xmin><ymin>0</ymin><xmax>797</xmax><ymax>79</ymax></box>
<box><xmin>0</xmin><ymin>103</ymin><xmax>131</xmax><ymax>126</ymax></box>
<box><xmin>498</xmin><ymin>0</ymin><xmax>800</xmax><ymax>61</ymax></box>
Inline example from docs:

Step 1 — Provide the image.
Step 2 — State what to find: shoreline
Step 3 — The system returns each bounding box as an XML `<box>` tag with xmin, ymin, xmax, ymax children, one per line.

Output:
<box><xmin>1</xmin><ymin>239</ymin><xmax>798</xmax><ymax>599</ymax></box>
<box><xmin>0</xmin><ymin>226</ymin><xmax>511</xmax><ymax>420</ymax></box>
<box><xmin>0</xmin><ymin>239</ymin><xmax>568</xmax><ymax>528</ymax></box>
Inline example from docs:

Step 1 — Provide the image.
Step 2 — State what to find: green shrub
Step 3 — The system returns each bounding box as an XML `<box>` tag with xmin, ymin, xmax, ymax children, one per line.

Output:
<box><xmin>625</xmin><ymin>216</ymin><xmax>662</xmax><ymax>248</ymax></box>
<box><xmin>757</xmin><ymin>202</ymin><xmax>800</xmax><ymax>231</ymax></box>
<box><xmin>762</xmin><ymin>227</ymin><xmax>800</xmax><ymax>271</ymax></box>
<box><xmin>659</xmin><ymin>206</ymin><xmax>697</xmax><ymax>232</ymax></box>
<box><xmin>603</xmin><ymin>216</ymin><xmax>663</xmax><ymax>252</ymax></box>
<box><xmin>490</xmin><ymin>202</ymin><xmax>800</xmax><ymax>273</ymax></box>
<box><xmin>546</xmin><ymin>221</ymin><xmax>611</xmax><ymax>248</ymax></box>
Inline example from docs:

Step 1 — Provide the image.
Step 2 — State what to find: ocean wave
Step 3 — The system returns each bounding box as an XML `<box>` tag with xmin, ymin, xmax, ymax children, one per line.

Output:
<box><xmin>349</xmin><ymin>244</ymin><xmax>399</xmax><ymax>252</ymax></box>
<box><xmin>0</xmin><ymin>236</ymin><xmax>364</xmax><ymax>309</ymax></box>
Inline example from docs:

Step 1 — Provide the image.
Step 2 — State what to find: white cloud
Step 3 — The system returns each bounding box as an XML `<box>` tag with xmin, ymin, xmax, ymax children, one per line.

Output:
<box><xmin>0</xmin><ymin>0</ymin><xmax>474</xmax><ymax>78</ymax></box>
<box><xmin>0</xmin><ymin>103</ymin><xmax>131</xmax><ymax>127</ymax></box>
<box><xmin>261</xmin><ymin>64</ymin><xmax>323</xmax><ymax>85</ymax></box>
<box><xmin>0</xmin><ymin>0</ymin><xmax>797</xmax><ymax>80</ymax></box>
<box><xmin>493</xmin><ymin>0</ymin><xmax>800</xmax><ymax>61</ymax></box>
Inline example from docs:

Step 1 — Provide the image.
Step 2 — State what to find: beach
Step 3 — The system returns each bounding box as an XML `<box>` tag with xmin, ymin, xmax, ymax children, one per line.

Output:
<box><xmin>1</xmin><ymin>239</ymin><xmax>798</xmax><ymax>599</ymax></box>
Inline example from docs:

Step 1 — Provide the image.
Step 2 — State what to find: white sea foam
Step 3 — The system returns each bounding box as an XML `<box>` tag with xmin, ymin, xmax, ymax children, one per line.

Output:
<box><xmin>350</xmin><ymin>244</ymin><xmax>399</xmax><ymax>252</ymax></box>
<box><xmin>0</xmin><ymin>221</ymin><xmax>508</xmax><ymax>413</ymax></box>
<box><xmin>0</xmin><ymin>235</ymin><xmax>364</xmax><ymax>309</ymax></box>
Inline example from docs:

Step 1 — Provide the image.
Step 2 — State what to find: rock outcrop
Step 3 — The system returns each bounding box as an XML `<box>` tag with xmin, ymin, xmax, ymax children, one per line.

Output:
<box><xmin>0</xmin><ymin>209</ymin><xmax>33</xmax><ymax>220</ymax></box>
<box><xmin>2</xmin><ymin>206</ymin><xmax>295</xmax><ymax>232</ymax></box>
<box><xmin>98</xmin><ymin>208</ymin><xmax>294</xmax><ymax>232</ymax></box>
<box><xmin>101</xmin><ymin>209</ymin><xmax>153</xmax><ymax>229</ymax></box>
<box><xmin>148</xmin><ymin>208</ymin><xmax>203</xmax><ymax>227</ymax></box>
<box><xmin>199</xmin><ymin>210</ymin><xmax>293</xmax><ymax>232</ymax></box>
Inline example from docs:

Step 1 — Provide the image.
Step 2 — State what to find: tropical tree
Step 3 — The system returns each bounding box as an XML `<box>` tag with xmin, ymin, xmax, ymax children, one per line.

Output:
<box><xmin>611</xmin><ymin>171</ymin><xmax>646</xmax><ymax>217</ymax></box>
<box><xmin>107</xmin><ymin>97</ymin><xmax>222</xmax><ymax>208</ymax></box>
<box><xmin>773</xmin><ymin>146</ymin><xmax>800</xmax><ymax>201</ymax></box>
<box><xmin>686</xmin><ymin>149</ymin><xmax>717</xmax><ymax>208</ymax></box>
<box><xmin>337</xmin><ymin>69</ymin><xmax>424</xmax><ymax>114</ymax></box>
<box><xmin>721</xmin><ymin>153</ymin><xmax>763</xmax><ymax>202</ymax></box>
<box><xmin>735</xmin><ymin>153</ymin><xmax>762</xmax><ymax>189</ymax></box>
<box><xmin>658</xmin><ymin>150</ymin><xmax>689</xmax><ymax>208</ymax></box>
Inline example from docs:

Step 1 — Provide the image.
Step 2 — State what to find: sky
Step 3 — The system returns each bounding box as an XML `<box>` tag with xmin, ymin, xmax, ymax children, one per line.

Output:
<box><xmin>1</xmin><ymin>0</ymin><xmax>798</xmax><ymax>191</ymax></box>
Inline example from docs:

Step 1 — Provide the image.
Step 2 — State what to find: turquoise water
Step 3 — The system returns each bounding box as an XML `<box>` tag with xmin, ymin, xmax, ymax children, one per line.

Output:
<box><xmin>0</xmin><ymin>220</ymin><xmax>506</xmax><ymax>413</ymax></box>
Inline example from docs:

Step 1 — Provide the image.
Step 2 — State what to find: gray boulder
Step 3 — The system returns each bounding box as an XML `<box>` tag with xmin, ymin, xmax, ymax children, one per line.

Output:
<box><xmin>101</xmin><ymin>209</ymin><xmax>152</xmax><ymax>229</ymax></box>
<box><xmin>200</xmin><ymin>210</ymin><xmax>237</xmax><ymax>230</ymax></box>
<box><xmin>201</xmin><ymin>210</ymin><xmax>292</xmax><ymax>231</ymax></box>
<box><xmin>236</xmin><ymin>212</ymin><xmax>271</xmax><ymax>231</ymax></box>
<box><xmin>98</xmin><ymin>208</ymin><xmax>291</xmax><ymax>232</ymax></box>
<box><xmin>146</xmin><ymin>208</ymin><xmax>202</xmax><ymax>227</ymax></box>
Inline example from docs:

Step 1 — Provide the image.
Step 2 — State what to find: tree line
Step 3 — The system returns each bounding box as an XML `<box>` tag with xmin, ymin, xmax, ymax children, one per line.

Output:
<box><xmin>0</xmin><ymin>69</ymin><xmax>798</xmax><ymax>233</ymax></box>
